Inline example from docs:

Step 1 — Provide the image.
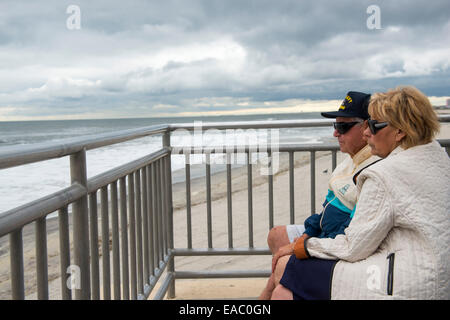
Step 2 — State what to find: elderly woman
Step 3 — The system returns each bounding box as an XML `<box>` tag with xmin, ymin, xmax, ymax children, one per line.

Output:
<box><xmin>268</xmin><ymin>86</ymin><xmax>450</xmax><ymax>299</ymax></box>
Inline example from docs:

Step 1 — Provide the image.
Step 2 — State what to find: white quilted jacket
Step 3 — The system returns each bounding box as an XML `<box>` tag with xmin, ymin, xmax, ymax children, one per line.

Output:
<box><xmin>306</xmin><ymin>140</ymin><xmax>450</xmax><ymax>299</ymax></box>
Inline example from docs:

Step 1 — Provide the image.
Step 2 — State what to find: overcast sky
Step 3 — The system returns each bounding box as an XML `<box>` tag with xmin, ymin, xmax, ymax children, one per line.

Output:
<box><xmin>0</xmin><ymin>0</ymin><xmax>449</xmax><ymax>121</ymax></box>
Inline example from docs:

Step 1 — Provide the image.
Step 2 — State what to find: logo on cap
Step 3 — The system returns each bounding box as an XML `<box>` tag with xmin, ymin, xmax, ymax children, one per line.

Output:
<box><xmin>339</xmin><ymin>95</ymin><xmax>353</xmax><ymax>110</ymax></box>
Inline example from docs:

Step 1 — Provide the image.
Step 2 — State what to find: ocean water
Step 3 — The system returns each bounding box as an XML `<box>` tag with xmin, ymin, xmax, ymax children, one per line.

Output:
<box><xmin>0</xmin><ymin>113</ymin><xmax>334</xmax><ymax>213</ymax></box>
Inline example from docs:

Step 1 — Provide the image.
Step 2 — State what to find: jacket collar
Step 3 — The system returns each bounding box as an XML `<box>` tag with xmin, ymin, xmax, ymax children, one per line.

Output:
<box><xmin>386</xmin><ymin>145</ymin><xmax>405</xmax><ymax>159</ymax></box>
<box><xmin>352</xmin><ymin>144</ymin><xmax>373</xmax><ymax>166</ymax></box>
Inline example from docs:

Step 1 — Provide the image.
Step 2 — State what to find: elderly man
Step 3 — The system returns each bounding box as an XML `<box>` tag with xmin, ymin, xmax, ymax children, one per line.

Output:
<box><xmin>259</xmin><ymin>91</ymin><xmax>380</xmax><ymax>300</ymax></box>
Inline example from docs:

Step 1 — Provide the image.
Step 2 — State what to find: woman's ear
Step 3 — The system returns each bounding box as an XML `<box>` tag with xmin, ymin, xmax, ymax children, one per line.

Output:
<box><xmin>395</xmin><ymin>129</ymin><xmax>406</xmax><ymax>142</ymax></box>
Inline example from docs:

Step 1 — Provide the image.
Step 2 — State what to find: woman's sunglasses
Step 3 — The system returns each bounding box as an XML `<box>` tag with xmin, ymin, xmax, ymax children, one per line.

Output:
<box><xmin>333</xmin><ymin>121</ymin><xmax>362</xmax><ymax>134</ymax></box>
<box><xmin>367</xmin><ymin>119</ymin><xmax>389</xmax><ymax>135</ymax></box>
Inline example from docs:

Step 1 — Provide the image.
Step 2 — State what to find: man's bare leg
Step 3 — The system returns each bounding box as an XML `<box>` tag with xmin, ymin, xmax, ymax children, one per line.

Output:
<box><xmin>271</xmin><ymin>284</ymin><xmax>293</xmax><ymax>300</ymax></box>
<box><xmin>258</xmin><ymin>255</ymin><xmax>291</xmax><ymax>300</ymax></box>
<box><xmin>258</xmin><ymin>273</ymin><xmax>276</xmax><ymax>300</ymax></box>
<box><xmin>267</xmin><ymin>225</ymin><xmax>291</xmax><ymax>254</ymax></box>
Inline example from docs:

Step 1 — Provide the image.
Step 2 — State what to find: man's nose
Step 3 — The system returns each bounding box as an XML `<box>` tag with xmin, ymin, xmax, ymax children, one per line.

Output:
<box><xmin>333</xmin><ymin>129</ymin><xmax>340</xmax><ymax>137</ymax></box>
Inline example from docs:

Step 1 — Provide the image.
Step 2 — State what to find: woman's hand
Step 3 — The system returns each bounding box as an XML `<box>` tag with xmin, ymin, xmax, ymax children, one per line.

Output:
<box><xmin>272</xmin><ymin>234</ymin><xmax>310</xmax><ymax>272</ymax></box>
<box><xmin>271</xmin><ymin>242</ymin><xmax>295</xmax><ymax>273</ymax></box>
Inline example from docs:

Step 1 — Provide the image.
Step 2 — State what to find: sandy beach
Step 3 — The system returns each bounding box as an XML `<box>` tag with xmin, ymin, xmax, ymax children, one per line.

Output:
<box><xmin>0</xmin><ymin>121</ymin><xmax>449</xmax><ymax>300</ymax></box>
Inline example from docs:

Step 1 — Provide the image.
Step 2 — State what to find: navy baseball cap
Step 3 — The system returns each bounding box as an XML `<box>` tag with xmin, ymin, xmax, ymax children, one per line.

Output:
<box><xmin>321</xmin><ymin>91</ymin><xmax>371</xmax><ymax>120</ymax></box>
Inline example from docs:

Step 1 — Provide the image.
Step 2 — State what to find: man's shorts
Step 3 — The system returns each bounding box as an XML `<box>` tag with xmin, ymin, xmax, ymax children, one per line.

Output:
<box><xmin>285</xmin><ymin>224</ymin><xmax>305</xmax><ymax>243</ymax></box>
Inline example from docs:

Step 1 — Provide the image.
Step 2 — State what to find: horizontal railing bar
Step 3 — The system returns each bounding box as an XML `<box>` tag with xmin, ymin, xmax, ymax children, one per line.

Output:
<box><xmin>172</xmin><ymin>143</ymin><xmax>340</xmax><ymax>154</ymax></box>
<box><xmin>169</xmin><ymin>118</ymin><xmax>335</xmax><ymax>131</ymax></box>
<box><xmin>437</xmin><ymin>138</ymin><xmax>450</xmax><ymax>146</ymax></box>
<box><xmin>0</xmin><ymin>124</ymin><xmax>168</xmax><ymax>170</ymax></box>
<box><xmin>278</xmin><ymin>143</ymin><xmax>340</xmax><ymax>152</ymax></box>
<box><xmin>87</xmin><ymin>148</ymin><xmax>170</xmax><ymax>192</ymax></box>
<box><xmin>152</xmin><ymin>272</ymin><xmax>174</xmax><ymax>301</ymax></box>
<box><xmin>173</xmin><ymin>248</ymin><xmax>271</xmax><ymax>256</ymax></box>
<box><xmin>170</xmin><ymin>139</ymin><xmax>450</xmax><ymax>155</ymax></box>
<box><xmin>169</xmin><ymin>115</ymin><xmax>450</xmax><ymax>131</ymax></box>
<box><xmin>0</xmin><ymin>183</ymin><xmax>85</xmax><ymax>237</ymax></box>
<box><xmin>142</xmin><ymin>252</ymin><xmax>172</xmax><ymax>299</ymax></box>
<box><xmin>439</xmin><ymin>114</ymin><xmax>450</xmax><ymax>122</ymax></box>
<box><xmin>175</xmin><ymin>270</ymin><xmax>271</xmax><ymax>279</ymax></box>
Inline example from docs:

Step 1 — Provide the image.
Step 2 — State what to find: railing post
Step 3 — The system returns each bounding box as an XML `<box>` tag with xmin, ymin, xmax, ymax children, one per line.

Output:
<box><xmin>89</xmin><ymin>192</ymin><xmax>100</xmax><ymax>300</ymax></box>
<box><xmin>119</xmin><ymin>177</ymin><xmax>129</xmax><ymax>299</ymax></box>
<box><xmin>58</xmin><ymin>207</ymin><xmax>72</xmax><ymax>300</ymax></box>
<box><xmin>310</xmin><ymin>151</ymin><xmax>316</xmax><ymax>215</ymax></box>
<box><xmin>289</xmin><ymin>151</ymin><xmax>295</xmax><ymax>224</ymax></box>
<box><xmin>268</xmin><ymin>150</ymin><xmax>274</xmax><ymax>230</ymax></box>
<box><xmin>10</xmin><ymin>229</ymin><xmax>25</xmax><ymax>300</ymax></box>
<box><xmin>332</xmin><ymin>150</ymin><xmax>337</xmax><ymax>171</ymax></box>
<box><xmin>247</xmin><ymin>151</ymin><xmax>253</xmax><ymax>248</ymax></box>
<box><xmin>70</xmin><ymin>148</ymin><xmax>91</xmax><ymax>300</ymax></box>
<box><xmin>35</xmin><ymin>217</ymin><xmax>49</xmax><ymax>300</ymax></box>
<box><xmin>226</xmin><ymin>153</ymin><xmax>233</xmax><ymax>248</ymax></box>
<box><xmin>163</xmin><ymin>131</ymin><xmax>175</xmax><ymax>299</ymax></box>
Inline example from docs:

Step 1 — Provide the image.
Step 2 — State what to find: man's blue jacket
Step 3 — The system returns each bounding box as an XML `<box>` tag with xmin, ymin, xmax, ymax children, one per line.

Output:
<box><xmin>303</xmin><ymin>189</ymin><xmax>356</xmax><ymax>239</ymax></box>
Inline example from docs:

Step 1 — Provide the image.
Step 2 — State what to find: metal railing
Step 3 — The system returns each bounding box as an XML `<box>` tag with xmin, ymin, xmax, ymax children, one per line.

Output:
<box><xmin>1</xmin><ymin>116</ymin><xmax>449</xmax><ymax>300</ymax></box>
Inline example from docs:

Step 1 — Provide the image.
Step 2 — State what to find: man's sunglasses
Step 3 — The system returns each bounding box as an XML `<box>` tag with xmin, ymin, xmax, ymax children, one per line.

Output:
<box><xmin>368</xmin><ymin>119</ymin><xmax>389</xmax><ymax>135</ymax></box>
<box><xmin>333</xmin><ymin>121</ymin><xmax>362</xmax><ymax>134</ymax></box>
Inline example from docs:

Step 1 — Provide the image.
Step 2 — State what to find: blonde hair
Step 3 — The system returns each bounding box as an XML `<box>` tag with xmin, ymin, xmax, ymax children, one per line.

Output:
<box><xmin>368</xmin><ymin>86</ymin><xmax>440</xmax><ymax>149</ymax></box>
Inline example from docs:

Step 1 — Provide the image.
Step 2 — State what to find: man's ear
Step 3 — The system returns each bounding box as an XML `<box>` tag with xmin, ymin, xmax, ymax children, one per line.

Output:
<box><xmin>361</xmin><ymin>120</ymin><xmax>369</xmax><ymax>129</ymax></box>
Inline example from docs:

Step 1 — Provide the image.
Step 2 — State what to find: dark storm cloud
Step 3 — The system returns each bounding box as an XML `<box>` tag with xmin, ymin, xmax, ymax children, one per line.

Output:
<box><xmin>0</xmin><ymin>0</ymin><xmax>449</xmax><ymax>119</ymax></box>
